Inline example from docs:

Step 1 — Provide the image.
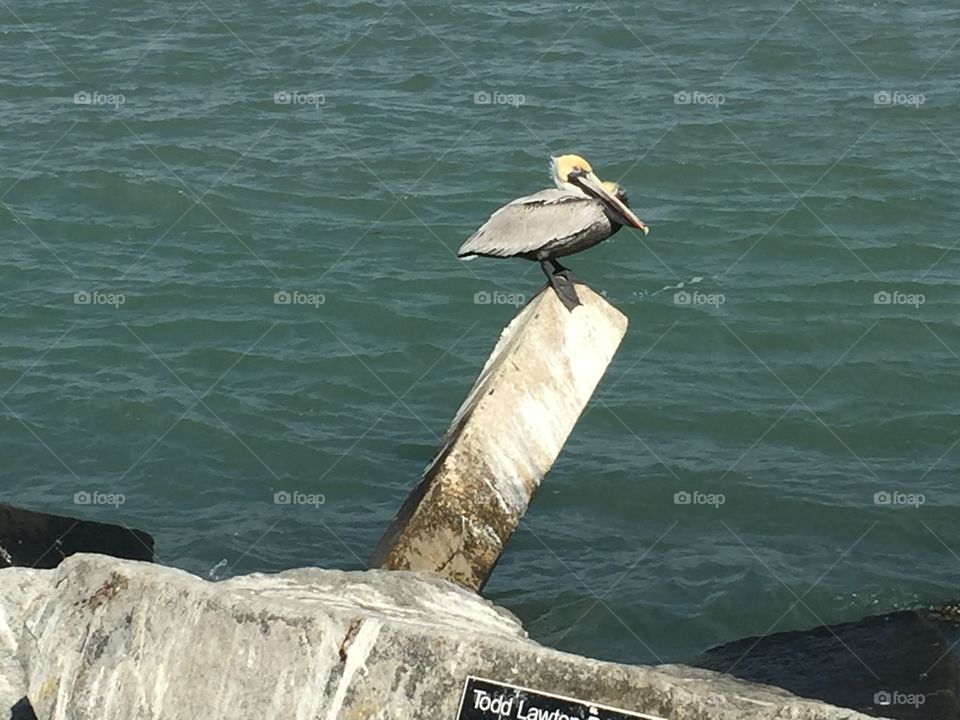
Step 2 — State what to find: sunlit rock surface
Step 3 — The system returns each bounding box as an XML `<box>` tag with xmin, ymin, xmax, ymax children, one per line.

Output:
<box><xmin>0</xmin><ymin>553</ymin><xmax>878</xmax><ymax>719</ymax></box>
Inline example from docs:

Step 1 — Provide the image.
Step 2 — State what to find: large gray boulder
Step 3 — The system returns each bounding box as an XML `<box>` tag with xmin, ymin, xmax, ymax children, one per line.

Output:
<box><xmin>0</xmin><ymin>565</ymin><xmax>47</xmax><ymax>716</ymax></box>
<box><xmin>1</xmin><ymin>554</ymin><xmax>880</xmax><ymax>719</ymax></box>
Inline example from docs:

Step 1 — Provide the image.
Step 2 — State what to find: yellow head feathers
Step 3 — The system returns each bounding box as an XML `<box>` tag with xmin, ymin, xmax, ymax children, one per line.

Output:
<box><xmin>550</xmin><ymin>154</ymin><xmax>593</xmax><ymax>185</ymax></box>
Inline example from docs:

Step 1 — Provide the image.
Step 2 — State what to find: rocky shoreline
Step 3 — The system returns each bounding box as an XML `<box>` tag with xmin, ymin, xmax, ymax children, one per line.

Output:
<box><xmin>1</xmin><ymin>552</ymin><xmax>879</xmax><ymax>719</ymax></box>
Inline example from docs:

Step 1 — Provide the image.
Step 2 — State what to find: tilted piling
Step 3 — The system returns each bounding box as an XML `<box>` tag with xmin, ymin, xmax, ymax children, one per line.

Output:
<box><xmin>371</xmin><ymin>284</ymin><xmax>628</xmax><ymax>591</ymax></box>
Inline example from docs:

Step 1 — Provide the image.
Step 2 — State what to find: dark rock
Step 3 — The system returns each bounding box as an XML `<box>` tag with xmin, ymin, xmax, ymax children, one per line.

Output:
<box><xmin>10</xmin><ymin>697</ymin><xmax>37</xmax><ymax>720</ymax></box>
<box><xmin>693</xmin><ymin>608</ymin><xmax>960</xmax><ymax>719</ymax></box>
<box><xmin>0</xmin><ymin>503</ymin><xmax>153</xmax><ymax>568</ymax></box>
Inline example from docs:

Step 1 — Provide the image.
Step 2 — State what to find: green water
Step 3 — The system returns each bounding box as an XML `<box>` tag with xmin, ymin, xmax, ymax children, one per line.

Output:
<box><xmin>2</xmin><ymin>1</ymin><xmax>960</xmax><ymax>666</ymax></box>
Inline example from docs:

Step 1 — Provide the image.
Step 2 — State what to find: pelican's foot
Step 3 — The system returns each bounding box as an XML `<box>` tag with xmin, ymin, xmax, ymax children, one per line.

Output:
<box><xmin>549</xmin><ymin>274</ymin><xmax>582</xmax><ymax>311</ymax></box>
<box><xmin>539</xmin><ymin>258</ymin><xmax>582</xmax><ymax>312</ymax></box>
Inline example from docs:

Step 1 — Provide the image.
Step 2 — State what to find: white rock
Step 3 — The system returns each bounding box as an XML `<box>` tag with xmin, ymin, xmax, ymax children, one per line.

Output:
<box><xmin>0</xmin><ymin>554</ymin><xmax>879</xmax><ymax>719</ymax></box>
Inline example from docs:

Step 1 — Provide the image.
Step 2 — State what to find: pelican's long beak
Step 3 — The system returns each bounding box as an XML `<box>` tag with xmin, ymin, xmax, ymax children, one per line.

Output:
<box><xmin>577</xmin><ymin>171</ymin><xmax>650</xmax><ymax>235</ymax></box>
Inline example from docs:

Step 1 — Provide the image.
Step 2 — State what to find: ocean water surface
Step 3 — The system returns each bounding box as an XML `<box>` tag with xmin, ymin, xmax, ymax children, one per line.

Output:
<box><xmin>2</xmin><ymin>1</ymin><xmax>960</xmax><ymax>666</ymax></box>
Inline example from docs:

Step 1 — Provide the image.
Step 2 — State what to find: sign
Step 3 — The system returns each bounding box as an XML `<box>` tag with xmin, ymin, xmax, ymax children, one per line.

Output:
<box><xmin>456</xmin><ymin>676</ymin><xmax>666</xmax><ymax>720</ymax></box>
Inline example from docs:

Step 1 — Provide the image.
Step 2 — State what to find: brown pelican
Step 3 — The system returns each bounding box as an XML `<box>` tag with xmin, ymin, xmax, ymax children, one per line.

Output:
<box><xmin>458</xmin><ymin>154</ymin><xmax>650</xmax><ymax>310</ymax></box>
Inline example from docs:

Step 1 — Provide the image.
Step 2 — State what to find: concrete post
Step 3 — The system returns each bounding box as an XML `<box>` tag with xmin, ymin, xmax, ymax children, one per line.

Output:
<box><xmin>371</xmin><ymin>284</ymin><xmax>628</xmax><ymax>591</ymax></box>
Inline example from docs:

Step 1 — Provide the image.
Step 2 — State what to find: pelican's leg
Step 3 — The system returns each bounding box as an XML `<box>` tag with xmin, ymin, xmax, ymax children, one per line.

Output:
<box><xmin>549</xmin><ymin>259</ymin><xmax>584</xmax><ymax>285</ymax></box>
<box><xmin>539</xmin><ymin>259</ymin><xmax>581</xmax><ymax>311</ymax></box>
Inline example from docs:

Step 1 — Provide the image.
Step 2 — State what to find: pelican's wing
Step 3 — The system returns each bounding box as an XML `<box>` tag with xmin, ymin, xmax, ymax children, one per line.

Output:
<box><xmin>458</xmin><ymin>189</ymin><xmax>600</xmax><ymax>258</ymax></box>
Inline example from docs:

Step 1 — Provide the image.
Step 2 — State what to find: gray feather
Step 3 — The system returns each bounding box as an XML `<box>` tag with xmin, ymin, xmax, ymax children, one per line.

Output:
<box><xmin>458</xmin><ymin>189</ymin><xmax>611</xmax><ymax>259</ymax></box>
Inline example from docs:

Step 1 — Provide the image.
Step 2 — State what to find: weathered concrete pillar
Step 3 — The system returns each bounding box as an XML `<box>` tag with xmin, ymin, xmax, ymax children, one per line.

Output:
<box><xmin>371</xmin><ymin>284</ymin><xmax>628</xmax><ymax>591</ymax></box>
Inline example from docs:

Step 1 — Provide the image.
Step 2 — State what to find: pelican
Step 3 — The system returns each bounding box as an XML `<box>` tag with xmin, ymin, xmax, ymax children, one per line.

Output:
<box><xmin>458</xmin><ymin>154</ymin><xmax>650</xmax><ymax>310</ymax></box>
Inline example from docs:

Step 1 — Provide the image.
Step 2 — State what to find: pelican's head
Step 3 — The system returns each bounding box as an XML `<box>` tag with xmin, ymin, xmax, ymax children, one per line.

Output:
<box><xmin>550</xmin><ymin>154</ymin><xmax>650</xmax><ymax>235</ymax></box>
<box><xmin>550</xmin><ymin>154</ymin><xmax>594</xmax><ymax>192</ymax></box>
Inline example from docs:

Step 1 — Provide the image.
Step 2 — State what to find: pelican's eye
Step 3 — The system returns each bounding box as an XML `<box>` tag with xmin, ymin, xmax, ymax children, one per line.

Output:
<box><xmin>567</xmin><ymin>166</ymin><xmax>588</xmax><ymax>181</ymax></box>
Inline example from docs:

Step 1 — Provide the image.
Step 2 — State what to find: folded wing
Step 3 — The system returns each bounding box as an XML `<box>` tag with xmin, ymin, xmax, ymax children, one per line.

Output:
<box><xmin>458</xmin><ymin>189</ymin><xmax>603</xmax><ymax>259</ymax></box>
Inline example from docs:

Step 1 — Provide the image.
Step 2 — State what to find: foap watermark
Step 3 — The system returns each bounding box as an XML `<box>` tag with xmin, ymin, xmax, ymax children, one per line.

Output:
<box><xmin>274</xmin><ymin>290</ymin><xmax>325</xmax><ymax>308</ymax></box>
<box><xmin>674</xmin><ymin>490</ymin><xmax>725</xmax><ymax>508</ymax></box>
<box><xmin>74</xmin><ymin>90</ymin><xmax>126</xmax><ymax>109</ymax></box>
<box><xmin>674</xmin><ymin>290</ymin><xmax>725</xmax><ymax>308</ymax></box>
<box><xmin>873</xmin><ymin>690</ymin><xmax>925</xmax><ymax>709</ymax></box>
<box><xmin>274</xmin><ymin>90</ymin><xmax>325</xmax><ymax>107</ymax></box>
<box><xmin>74</xmin><ymin>290</ymin><xmax>125</xmax><ymax>308</ymax></box>
<box><xmin>473</xmin><ymin>90</ymin><xmax>525</xmax><ymax>108</ymax></box>
<box><xmin>674</xmin><ymin>90</ymin><xmax>725</xmax><ymax>107</ymax></box>
<box><xmin>873</xmin><ymin>290</ymin><xmax>924</xmax><ymax>308</ymax></box>
<box><xmin>274</xmin><ymin>490</ymin><xmax>325</xmax><ymax>508</ymax></box>
<box><xmin>874</xmin><ymin>490</ymin><xmax>925</xmax><ymax>508</ymax></box>
<box><xmin>874</xmin><ymin>91</ymin><xmax>925</xmax><ymax>108</ymax></box>
<box><xmin>74</xmin><ymin>490</ymin><xmax>125</xmax><ymax>508</ymax></box>
<box><xmin>474</xmin><ymin>290</ymin><xmax>525</xmax><ymax>307</ymax></box>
